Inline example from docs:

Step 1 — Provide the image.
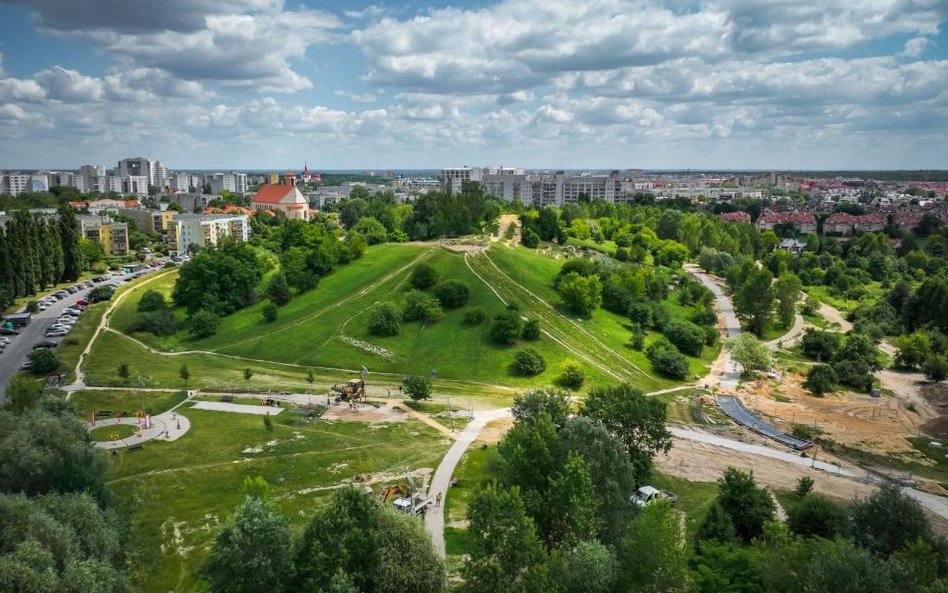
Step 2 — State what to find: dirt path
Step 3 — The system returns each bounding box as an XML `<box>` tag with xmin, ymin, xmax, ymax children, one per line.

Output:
<box><xmin>392</xmin><ymin>403</ymin><xmax>458</xmax><ymax>440</ymax></box>
<box><xmin>818</xmin><ymin>302</ymin><xmax>853</xmax><ymax>332</ymax></box>
<box><xmin>494</xmin><ymin>214</ymin><xmax>521</xmax><ymax>245</ymax></box>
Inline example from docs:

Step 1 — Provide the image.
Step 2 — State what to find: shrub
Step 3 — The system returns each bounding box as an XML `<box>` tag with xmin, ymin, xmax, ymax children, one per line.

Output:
<box><xmin>557</xmin><ymin>360</ymin><xmax>585</xmax><ymax>389</ymax></box>
<box><xmin>127</xmin><ymin>310</ymin><xmax>176</xmax><ymax>336</ymax></box>
<box><xmin>189</xmin><ymin>309</ymin><xmax>220</xmax><ymax>338</ymax></box>
<box><xmin>924</xmin><ymin>355</ymin><xmax>948</xmax><ymax>382</ymax></box>
<box><xmin>262</xmin><ymin>302</ymin><xmax>278</xmax><ymax>323</ymax></box>
<box><xmin>645</xmin><ymin>337</ymin><xmax>689</xmax><ymax>379</ymax></box>
<box><xmin>138</xmin><ymin>289</ymin><xmax>167</xmax><ymax>313</ymax></box>
<box><xmin>267</xmin><ymin>273</ymin><xmax>291</xmax><ymax>306</ymax></box>
<box><xmin>521</xmin><ymin>227</ymin><xmax>540</xmax><ymax>248</ymax></box>
<box><xmin>555</xmin><ymin>271</ymin><xmax>602</xmax><ymax>316</ymax></box>
<box><xmin>403</xmin><ymin>375</ymin><xmax>432</xmax><ymax>400</ymax></box>
<box><xmin>402</xmin><ymin>290</ymin><xmax>444</xmax><ymax>323</ymax></box>
<box><xmin>368</xmin><ymin>302</ymin><xmax>401</xmax><ymax>336</ymax></box>
<box><xmin>464</xmin><ymin>306</ymin><xmax>488</xmax><ymax>326</ymax></box>
<box><xmin>514</xmin><ymin>349</ymin><xmax>546</xmax><ymax>376</ymax></box>
<box><xmin>628</xmin><ymin>302</ymin><xmax>652</xmax><ymax>327</ymax></box>
<box><xmin>409</xmin><ymin>264</ymin><xmax>439</xmax><ymax>290</ymax></box>
<box><xmin>490</xmin><ymin>308</ymin><xmax>524</xmax><ymax>344</ymax></box>
<box><xmin>88</xmin><ymin>285</ymin><xmax>115</xmax><ymax>302</ymax></box>
<box><xmin>434</xmin><ymin>280</ymin><xmax>470</xmax><ymax>308</ymax></box>
<box><xmin>28</xmin><ymin>349</ymin><xmax>61</xmax><ymax>375</ymax></box>
<box><xmin>831</xmin><ymin>359</ymin><xmax>872</xmax><ymax>391</ymax></box>
<box><xmin>628</xmin><ymin>329</ymin><xmax>645</xmax><ymax>351</ymax></box>
<box><xmin>804</xmin><ymin>364</ymin><xmax>837</xmax><ymax>396</ymax></box>
<box><xmin>651</xmin><ymin>304</ymin><xmax>670</xmax><ymax>331</ymax></box>
<box><xmin>801</xmin><ymin>329</ymin><xmax>841</xmax><ymax>362</ymax></box>
<box><xmin>663</xmin><ymin>319</ymin><xmax>706</xmax><ymax>356</ymax></box>
<box><xmin>521</xmin><ymin>319</ymin><xmax>541</xmax><ymax>341</ymax></box>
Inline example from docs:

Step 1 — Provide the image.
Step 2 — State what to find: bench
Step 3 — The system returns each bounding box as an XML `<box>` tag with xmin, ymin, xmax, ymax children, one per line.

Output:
<box><xmin>127</xmin><ymin>444</ymin><xmax>144</xmax><ymax>452</ymax></box>
<box><xmin>96</xmin><ymin>410</ymin><xmax>113</xmax><ymax>418</ymax></box>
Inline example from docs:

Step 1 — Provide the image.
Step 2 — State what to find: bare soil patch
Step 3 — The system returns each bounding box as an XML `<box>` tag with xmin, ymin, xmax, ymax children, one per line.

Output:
<box><xmin>321</xmin><ymin>403</ymin><xmax>408</xmax><ymax>423</ymax></box>
<box><xmin>920</xmin><ymin>383</ymin><xmax>948</xmax><ymax>439</ymax></box>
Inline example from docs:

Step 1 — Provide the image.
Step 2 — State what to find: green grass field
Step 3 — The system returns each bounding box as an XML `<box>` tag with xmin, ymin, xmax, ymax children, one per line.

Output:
<box><xmin>70</xmin><ymin>389</ymin><xmax>187</xmax><ymax>419</ymax></box>
<box><xmin>108</xmin><ymin>405</ymin><xmax>450</xmax><ymax>593</ymax></box>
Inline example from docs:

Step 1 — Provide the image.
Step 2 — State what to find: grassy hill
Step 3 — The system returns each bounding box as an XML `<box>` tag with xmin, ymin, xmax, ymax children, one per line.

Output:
<box><xmin>92</xmin><ymin>242</ymin><xmax>716</xmax><ymax>395</ymax></box>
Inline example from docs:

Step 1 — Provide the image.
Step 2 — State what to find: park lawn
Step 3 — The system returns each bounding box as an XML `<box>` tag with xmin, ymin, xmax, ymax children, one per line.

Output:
<box><xmin>650</xmin><ymin>471</ymin><xmax>719</xmax><ymax>541</ymax></box>
<box><xmin>108</xmin><ymin>406</ymin><xmax>450</xmax><ymax>593</ymax></box>
<box><xmin>565</xmin><ymin>237</ymin><xmax>619</xmax><ymax>255</ymax></box>
<box><xmin>90</xmin><ymin>424</ymin><xmax>138</xmax><ymax>441</ymax></box>
<box><xmin>56</xmin><ymin>300</ymin><xmax>108</xmax><ymax>383</ymax></box>
<box><xmin>69</xmin><ymin>389</ymin><xmax>187</xmax><ymax>419</ymax></box>
<box><xmin>444</xmin><ymin>442</ymin><xmax>500</xmax><ymax>557</ymax></box>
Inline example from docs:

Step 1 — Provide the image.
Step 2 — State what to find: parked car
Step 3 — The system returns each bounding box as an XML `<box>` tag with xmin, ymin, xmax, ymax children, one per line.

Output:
<box><xmin>45</xmin><ymin>331</ymin><xmax>68</xmax><ymax>338</ymax></box>
<box><xmin>76</xmin><ymin>299</ymin><xmax>89</xmax><ymax>306</ymax></box>
<box><xmin>631</xmin><ymin>486</ymin><xmax>678</xmax><ymax>507</ymax></box>
<box><xmin>20</xmin><ymin>361</ymin><xmax>31</xmax><ymax>370</ymax></box>
<box><xmin>0</xmin><ymin>328</ymin><xmax>19</xmax><ymax>336</ymax></box>
<box><xmin>64</xmin><ymin>309</ymin><xmax>82</xmax><ymax>317</ymax></box>
<box><xmin>36</xmin><ymin>303</ymin><xmax>47</xmax><ymax>311</ymax></box>
<box><xmin>0</xmin><ymin>337</ymin><xmax>11</xmax><ymax>345</ymax></box>
<box><xmin>33</xmin><ymin>339</ymin><xmax>58</xmax><ymax>349</ymax></box>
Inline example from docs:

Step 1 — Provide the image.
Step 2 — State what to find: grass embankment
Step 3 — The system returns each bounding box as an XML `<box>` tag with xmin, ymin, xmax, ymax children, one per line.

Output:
<box><xmin>109</xmin><ymin>406</ymin><xmax>449</xmax><ymax>593</ymax></box>
<box><xmin>444</xmin><ymin>442</ymin><xmax>500</xmax><ymax>557</ymax></box>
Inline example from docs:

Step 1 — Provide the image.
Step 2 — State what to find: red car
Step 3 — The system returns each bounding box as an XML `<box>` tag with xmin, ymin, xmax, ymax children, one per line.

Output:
<box><xmin>76</xmin><ymin>299</ymin><xmax>89</xmax><ymax>306</ymax></box>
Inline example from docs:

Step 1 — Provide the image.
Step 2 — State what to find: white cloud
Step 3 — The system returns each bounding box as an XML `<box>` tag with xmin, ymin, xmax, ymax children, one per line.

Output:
<box><xmin>902</xmin><ymin>36</ymin><xmax>935</xmax><ymax>57</ymax></box>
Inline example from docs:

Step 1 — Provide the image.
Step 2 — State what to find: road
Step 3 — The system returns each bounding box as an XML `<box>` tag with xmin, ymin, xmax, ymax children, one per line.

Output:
<box><xmin>684</xmin><ymin>264</ymin><xmax>742</xmax><ymax>389</ymax></box>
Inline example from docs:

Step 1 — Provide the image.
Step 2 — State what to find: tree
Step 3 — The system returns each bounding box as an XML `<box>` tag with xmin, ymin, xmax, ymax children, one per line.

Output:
<box><xmin>801</xmin><ymin>329</ymin><xmax>841</xmax><ymax>362</ymax></box>
<box><xmin>851</xmin><ymin>483</ymin><xmax>933</xmax><ymax>557</ymax></box>
<box><xmin>27</xmin><ymin>349</ymin><xmax>60</xmax><ymax>375</ymax></box>
<box><xmin>460</xmin><ymin>484</ymin><xmax>551</xmax><ymax>593</ymax></box>
<box><xmin>138</xmin><ymin>289</ymin><xmax>167</xmax><ymax>312</ymax></box>
<box><xmin>924</xmin><ymin>355</ymin><xmax>948</xmax><ymax>382</ymax></box>
<box><xmin>402</xmin><ymin>290</ymin><xmax>444</xmax><ymax>323</ymax></box>
<box><xmin>263</xmin><ymin>413</ymin><xmax>273</xmax><ymax>432</ymax></box>
<box><xmin>490</xmin><ymin>308</ymin><xmax>524</xmax><ymax>344</ymax></box>
<box><xmin>774</xmin><ymin>272</ymin><xmax>802</xmax><ymax>329</ymax></box>
<box><xmin>802</xmin><ymin>539</ymin><xmax>893</xmax><ymax>593</ymax></box>
<box><xmin>716</xmin><ymin>467</ymin><xmax>775</xmax><ymax>542</ymax></box>
<box><xmin>353</xmin><ymin>216</ymin><xmax>388</xmax><ymax>245</ymax></box>
<box><xmin>725</xmin><ymin>333</ymin><xmax>772</xmax><ymax>375</ymax></box>
<box><xmin>3</xmin><ymin>374</ymin><xmax>42</xmax><ymax>413</ymax></box>
<box><xmin>403</xmin><ymin>375</ymin><xmax>432</xmax><ymax>400</ymax></box>
<box><xmin>117</xmin><ymin>362</ymin><xmax>130</xmax><ymax>382</ymax></box>
<box><xmin>87</xmin><ymin>285</ymin><xmax>114</xmax><ymax>303</ymax></box>
<box><xmin>409</xmin><ymin>263</ymin><xmax>439</xmax><ymax>289</ymax></box>
<box><xmin>203</xmin><ymin>497</ymin><xmax>293</xmax><ymax>593</ymax></box>
<box><xmin>695</xmin><ymin>501</ymin><xmax>738</xmax><ymax>545</ymax></box>
<box><xmin>514</xmin><ymin>349</ymin><xmax>546</xmax><ymax>376</ymax></box>
<box><xmin>550</xmin><ymin>541</ymin><xmax>617</xmax><ymax>593</ymax></box>
<box><xmin>521</xmin><ymin>227</ymin><xmax>540</xmax><ymax>248</ymax></box>
<box><xmin>787</xmin><ymin>493</ymin><xmax>850</xmax><ymax>539</ymax></box>
<box><xmin>521</xmin><ymin>319</ymin><xmax>541</xmax><ymax>341</ymax></box>
<box><xmin>189</xmin><ymin>309</ymin><xmax>220</xmax><ymax>338</ymax></box>
<box><xmin>375</xmin><ymin>510</ymin><xmax>445</xmax><ymax>593</ymax></box>
<box><xmin>173</xmin><ymin>241</ymin><xmax>263</xmax><ymax>315</ymax></box>
<box><xmin>620</xmin><ymin>502</ymin><xmax>692</xmax><ymax>593</ymax></box>
<box><xmin>805</xmin><ymin>364</ymin><xmax>837</xmax><ymax>396</ymax></box>
<box><xmin>664</xmin><ymin>319</ymin><xmax>706</xmax><ymax>356</ymax></box>
<box><xmin>557</xmin><ymin>360</ymin><xmax>585</xmax><ymax>390</ymax></box>
<box><xmin>58</xmin><ymin>205</ymin><xmax>83</xmax><ymax>281</ymax></box>
<box><xmin>434</xmin><ymin>280</ymin><xmax>470</xmax><ymax>308</ymax></box>
<box><xmin>644</xmin><ymin>337</ymin><xmax>690</xmax><ymax>379</ymax></box>
<box><xmin>262</xmin><ymin>302</ymin><xmax>278</xmax><ymax>322</ymax></box>
<box><xmin>580</xmin><ymin>383</ymin><xmax>671</xmax><ymax>480</ymax></box>
<box><xmin>306</xmin><ymin>368</ymin><xmax>315</xmax><ymax>386</ymax></box>
<box><xmin>895</xmin><ymin>332</ymin><xmax>933</xmax><ymax>369</ymax></box>
<box><xmin>179</xmin><ymin>364</ymin><xmax>190</xmax><ymax>383</ymax></box>
<box><xmin>368</xmin><ymin>302</ymin><xmax>401</xmax><ymax>336</ymax></box>
<box><xmin>243</xmin><ymin>368</ymin><xmax>253</xmax><ymax>382</ymax></box>
<box><xmin>266</xmin><ymin>272</ymin><xmax>291</xmax><ymax>306</ymax></box>
<box><xmin>511</xmin><ymin>389</ymin><xmax>571</xmax><ymax>429</ymax></box>
<box><xmin>734</xmin><ymin>267</ymin><xmax>775</xmax><ymax>336</ymax></box>
<box><xmin>555</xmin><ymin>271</ymin><xmax>602</xmax><ymax>316</ymax></box>
<box><xmin>543</xmin><ymin>453</ymin><xmax>599</xmax><ymax>548</ymax></box>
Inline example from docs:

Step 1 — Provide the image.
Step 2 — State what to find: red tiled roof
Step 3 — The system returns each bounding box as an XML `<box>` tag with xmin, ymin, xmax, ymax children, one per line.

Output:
<box><xmin>123</xmin><ymin>200</ymin><xmax>140</xmax><ymax>208</ymax></box>
<box><xmin>720</xmin><ymin>211</ymin><xmax>750</xmax><ymax>222</ymax></box>
<box><xmin>758</xmin><ymin>212</ymin><xmax>815</xmax><ymax>224</ymax></box>
<box><xmin>252</xmin><ymin>184</ymin><xmax>295</xmax><ymax>204</ymax></box>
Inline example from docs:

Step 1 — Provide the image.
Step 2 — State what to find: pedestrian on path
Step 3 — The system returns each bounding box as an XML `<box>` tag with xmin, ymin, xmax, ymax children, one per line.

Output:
<box><xmin>436</xmin><ymin>492</ymin><xmax>442</xmax><ymax>507</ymax></box>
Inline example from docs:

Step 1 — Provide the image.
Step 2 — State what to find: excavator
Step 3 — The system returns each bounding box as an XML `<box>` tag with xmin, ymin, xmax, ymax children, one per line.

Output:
<box><xmin>330</xmin><ymin>378</ymin><xmax>365</xmax><ymax>402</ymax></box>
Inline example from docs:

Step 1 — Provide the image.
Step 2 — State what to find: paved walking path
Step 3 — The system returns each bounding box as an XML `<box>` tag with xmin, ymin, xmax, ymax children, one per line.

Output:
<box><xmin>87</xmin><ymin>398</ymin><xmax>192</xmax><ymax>449</ymax></box>
<box><xmin>684</xmin><ymin>265</ymin><xmax>742</xmax><ymax>389</ymax></box>
<box><xmin>425</xmin><ymin>407</ymin><xmax>510</xmax><ymax>557</ymax></box>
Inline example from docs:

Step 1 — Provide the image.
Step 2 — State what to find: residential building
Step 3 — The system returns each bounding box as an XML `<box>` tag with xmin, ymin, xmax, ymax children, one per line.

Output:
<box><xmin>519</xmin><ymin>171</ymin><xmax>623</xmax><ymax>207</ymax></box>
<box><xmin>777</xmin><ymin>238</ymin><xmax>806</xmax><ymax>254</ymax></box>
<box><xmin>207</xmin><ymin>172</ymin><xmax>249</xmax><ymax>194</ymax></box>
<box><xmin>165</xmin><ymin>193</ymin><xmax>214</xmax><ymax>212</ymax></box>
<box><xmin>755</xmin><ymin>212</ymin><xmax>817</xmax><ymax>234</ymax></box>
<box><xmin>168</xmin><ymin>213</ymin><xmax>250</xmax><ymax>254</ymax></box>
<box><xmin>824</xmin><ymin>213</ymin><xmax>887</xmax><ymax>235</ymax></box>
<box><xmin>720</xmin><ymin>211</ymin><xmax>751</xmax><ymax>223</ymax></box>
<box><xmin>80</xmin><ymin>217</ymin><xmax>129</xmax><ymax>256</ymax></box>
<box><xmin>117</xmin><ymin>157</ymin><xmax>166</xmax><ymax>187</ymax></box>
<box><xmin>1</xmin><ymin>174</ymin><xmax>31</xmax><ymax>196</ymax></box>
<box><xmin>251</xmin><ymin>184</ymin><xmax>311</xmax><ymax>220</ymax></box>
<box><xmin>118</xmin><ymin>208</ymin><xmax>175</xmax><ymax>234</ymax></box>
<box><xmin>481</xmin><ymin>167</ymin><xmax>527</xmax><ymax>201</ymax></box>
<box><xmin>168</xmin><ymin>173</ymin><xmax>202</xmax><ymax>193</ymax></box>
<box><xmin>80</xmin><ymin>164</ymin><xmax>106</xmax><ymax>177</ymax></box>
<box><xmin>441</xmin><ymin>167</ymin><xmax>484</xmax><ymax>194</ymax></box>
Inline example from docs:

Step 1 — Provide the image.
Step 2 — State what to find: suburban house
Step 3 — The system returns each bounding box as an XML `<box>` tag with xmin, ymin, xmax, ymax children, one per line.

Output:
<box><xmin>777</xmin><ymin>238</ymin><xmax>806</xmax><ymax>254</ymax></box>
<box><xmin>251</xmin><ymin>184</ymin><xmax>311</xmax><ymax>221</ymax></box>
<box><xmin>824</xmin><ymin>213</ymin><xmax>887</xmax><ymax>235</ymax></box>
<box><xmin>755</xmin><ymin>212</ymin><xmax>817</xmax><ymax>234</ymax></box>
<box><xmin>720</xmin><ymin>211</ymin><xmax>751</xmax><ymax>223</ymax></box>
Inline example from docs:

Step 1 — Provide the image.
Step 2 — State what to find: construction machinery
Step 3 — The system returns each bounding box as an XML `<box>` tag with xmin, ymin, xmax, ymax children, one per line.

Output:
<box><xmin>330</xmin><ymin>378</ymin><xmax>365</xmax><ymax>402</ymax></box>
<box><xmin>381</xmin><ymin>470</ymin><xmax>432</xmax><ymax>517</ymax></box>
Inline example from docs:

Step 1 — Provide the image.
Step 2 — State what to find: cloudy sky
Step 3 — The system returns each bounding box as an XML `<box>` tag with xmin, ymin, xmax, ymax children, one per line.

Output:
<box><xmin>0</xmin><ymin>0</ymin><xmax>946</xmax><ymax>170</ymax></box>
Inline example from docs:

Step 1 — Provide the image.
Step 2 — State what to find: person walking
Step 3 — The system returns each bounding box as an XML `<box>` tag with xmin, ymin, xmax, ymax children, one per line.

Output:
<box><xmin>436</xmin><ymin>492</ymin><xmax>442</xmax><ymax>507</ymax></box>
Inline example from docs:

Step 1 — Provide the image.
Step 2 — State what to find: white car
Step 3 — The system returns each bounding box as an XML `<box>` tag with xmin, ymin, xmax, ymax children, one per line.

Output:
<box><xmin>45</xmin><ymin>331</ymin><xmax>68</xmax><ymax>338</ymax></box>
<box><xmin>57</xmin><ymin>318</ymin><xmax>77</xmax><ymax>326</ymax></box>
<box><xmin>48</xmin><ymin>325</ymin><xmax>70</xmax><ymax>333</ymax></box>
<box><xmin>0</xmin><ymin>337</ymin><xmax>11</xmax><ymax>345</ymax></box>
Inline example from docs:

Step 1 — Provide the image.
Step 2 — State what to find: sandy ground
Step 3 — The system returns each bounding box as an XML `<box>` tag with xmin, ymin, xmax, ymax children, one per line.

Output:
<box><xmin>477</xmin><ymin>417</ymin><xmax>513</xmax><ymax>444</ymax></box>
<box><xmin>493</xmin><ymin>214</ymin><xmax>521</xmax><ymax>245</ymax></box>
<box><xmin>191</xmin><ymin>401</ymin><xmax>285</xmax><ymax>415</ymax></box>
<box><xmin>321</xmin><ymin>402</ymin><xmax>408</xmax><ymax>423</ymax></box>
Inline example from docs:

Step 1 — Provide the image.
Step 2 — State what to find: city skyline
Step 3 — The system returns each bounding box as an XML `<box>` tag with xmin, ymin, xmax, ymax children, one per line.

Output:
<box><xmin>1</xmin><ymin>0</ymin><xmax>947</xmax><ymax>170</ymax></box>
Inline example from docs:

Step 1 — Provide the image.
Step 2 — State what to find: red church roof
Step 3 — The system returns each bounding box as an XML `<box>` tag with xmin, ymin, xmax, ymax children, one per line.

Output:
<box><xmin>252</xmin><ymin>184</ymin><xmax>295</xmax><ymax>204</ymax></box>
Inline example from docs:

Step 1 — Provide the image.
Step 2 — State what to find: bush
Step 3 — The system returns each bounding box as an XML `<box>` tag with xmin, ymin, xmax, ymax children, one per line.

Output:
<box><xmin>521</xmin><ymin>319</ymin><xmax>541</xmax><ymax>341</ymax></box>
<box><xmin>138</xmin><ymin>289</ymin><xmax>167</xmax><ymax>313</ymax></box>
<box><xmin>127</xmin><ymin>310</ymin><xmax>176</xmax><ymax>336</ymax></box>
<box><xmin>555</xmin><ymin>272</ymin><xmax>603</xmax><ymax>316</ymax></box>
<box><xmin>514</xmin><ymin>349</ymin><xmax>546</xmax><ymax>376</ymax></box>
<box><xmin>28</xmin><ymin>349</ymin><xmax>61</xmax><ymax>375</ymax></box>
<box><xmin>804</xmin><ymin>364</ymin><xmax>837</xmax><ymax>396</ymax></box>
<box><xmin>490</xmin><ymin>308</ymin><xmax>524</xmax><ymax>344</ymax></box>
<box><xmin>651</xmin><ymin>304</ymin><xmax>670</xmax><ymax>331</ymax></box>
<box><xmin>831</xmin><ymin>359</ymin><xmax>873</xmax><ymax>391</ymax></box>
<box><xmin>368</xmin><ymin>302</ymin><xmax>401</xmax><ymax>336</ymax></box>
<box><xmin>924</xmin><ymin>355</ymin><xmax>948</xmax><ymax>382</ymax></box>
<box><xmin>557</xmin><ymin>360</ymin><xmax>585</xmax><ymax>389</ymax></box>
<box><xmin>87</xmin><ymin>285</ymin><xmax>115</xmax><ymax>302</ymax></box>
<box><xmin>402</xmin><ymin>290</ymin><xmax>444</xmax><ymax>323</ymax></box>
<box><xmin>262</xmin><ymin>302</ymin><xmax>278</xmax><ymax>322</ymax></box>
<box><xmin>464</xmin><ymin>306</ymin><xmax>488</xmax><ymax>326</ymax></box>
<box><xmin>189</xmin><ymin>309</ymin><xmax>220</xmax><ymax>338</ymax></box>
<box><xmin>645</xmin><ymin>337</ymin><xmax>689</xmax><ymax>379</ymax></box>
<box><xmin>521</xmin><ymin>227</ymin><xmax>540</xmax><ymax>248</ymax></box>
<box><xmin>409</xmin><ymin>264</ymin><xmax>439</xmax><ymax>290</ymax></box>
<box><xmin>628</xmin><ymin>329</ymin><xmax>645</xmax><ymax>351</ymax></box>
<box><xmin>434</xmin><ymin>280</ymin><xmax>470</xmax><ymax>308</ymax></box>
<box><xmin>628</xmin><ymin>302</ymin><xmax>652</xmax><ymax>327</ymax></box>
<box><xmin>787</xmin><ymin>494</ymin><xmax>851</xmax><ymax>539</ymax></box>
<box><xmin>801</xmin><ymin>329</ymin><xmax>841</xmax><ymax>362</ymax></box>
<box><xmin>267</xmin><ymin>273</ymin><xmax>291</xmax><ymax>306</ymax></box>
<box><xmin>663</xmin><ymin>319</ymin><xmax>706</xmax><ymax>356</ymax></box>
<box><xmin>403</xmin><ymin>375</ymin><xmax>432</xmax><ymax>400</ymax></box>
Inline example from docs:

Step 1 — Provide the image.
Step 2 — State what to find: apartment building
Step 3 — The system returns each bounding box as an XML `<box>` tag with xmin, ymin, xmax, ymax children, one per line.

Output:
<box><xmin>118</xmin><ymin>208</ymin><xmax>176</xmax><ymax>234</ymax></box>
<box><xmin>168</xmin><ymin>213</ymin><xmax>250</xmax><ymax>254</ymax></box>
<box><xmin>79</xmin><ymin>216</ymin><xmax>129</xmax><ymax>256</ymax></box>
<box><xmin>207</xmin><ymin>172</ymin><xmax>249</xmax><ymax>194</ymax></box>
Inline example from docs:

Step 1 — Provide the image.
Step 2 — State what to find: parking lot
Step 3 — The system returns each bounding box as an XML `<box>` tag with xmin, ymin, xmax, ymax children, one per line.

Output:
<box><xmin>0</xmin><ymin>261</ymin><xmax>168</xmax><ymax>402</ymax></box>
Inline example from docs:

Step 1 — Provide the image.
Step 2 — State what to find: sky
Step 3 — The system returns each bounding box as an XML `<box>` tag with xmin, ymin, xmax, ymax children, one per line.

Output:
<box><xmin>0</xmin><ymin>0</ymin><xmax>947</xmax><ymax>170</ymax></box>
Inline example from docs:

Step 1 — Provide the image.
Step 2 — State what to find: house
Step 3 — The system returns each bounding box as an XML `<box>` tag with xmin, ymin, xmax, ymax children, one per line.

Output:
<box><xmin>777</xmin><ymin>238</ymin><xmax>806</xmax><ymax>255</ymax></box>
<box><xmin>756</xmin><ymin>212</ymin><xmax>817</xmax><ymax>234</ymax></box>
<box><xmin>720</xmin><ymin>211</ymin><xmax>751</xmax><ymax>223</ymax></box>
<box><xmin>251</xmin><ymin>184</ymin><xmax>311</xmax><ymax>221</ymax></box>
<box><xmin>824</xmin><ymin>213</ymin><xmax>887</xmax><ymax>235</ymax></box>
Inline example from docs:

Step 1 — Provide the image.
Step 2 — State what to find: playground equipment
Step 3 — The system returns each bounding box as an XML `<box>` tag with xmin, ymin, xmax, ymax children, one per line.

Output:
<box><xmin>383</xmin><ymin>470</ymin><xmax>432</xmax><ymax>517</ymax></box>
<box><xmin>331</xmin><ymin>378</ymin><xmax>365</xmax><ymax>403</ymax></box>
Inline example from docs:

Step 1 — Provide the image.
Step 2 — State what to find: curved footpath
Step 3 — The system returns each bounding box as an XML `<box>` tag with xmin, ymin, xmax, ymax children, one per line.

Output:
<box><xmin>86</xmin><ymin>396</ymin><xmax>192</xmax><ymax>449</ymax></box>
